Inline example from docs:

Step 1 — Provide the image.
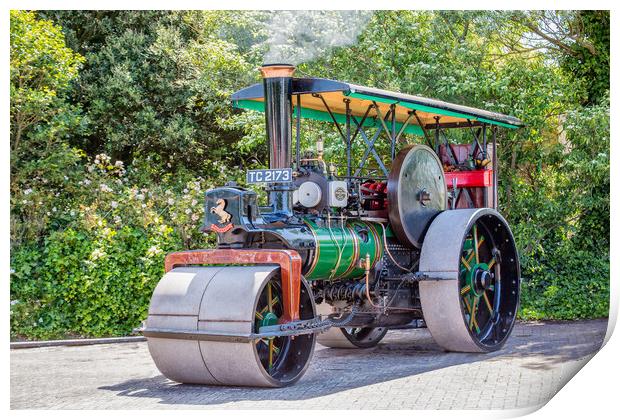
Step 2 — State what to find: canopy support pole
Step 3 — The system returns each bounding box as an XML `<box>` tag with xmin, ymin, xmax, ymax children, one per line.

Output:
<box><xmin>440</xmin><ymin>127</ymin><xmax>475</xmax><ymax>208</ymax></box>
<box><xmin>390</xmin><ymin>104</ymin><xmax>397</xmax><ymax>161</ymax></box>
<box><xmin>315</xmin><ymin>94</ymin><xmax>346</xmax><ymax>142</ymax></box>
<box><xmin>492</xmin><ymin>126</ymin><xmax>498</xmax><ymax>209</ymax></box>
<box><xmin>345</xmin><ymin>99</ymin><xmax>352</xmax><ymax>179</ymax></box>
<box><xmin>296</xmin><ymin>94</ymin><xmax>301</xmax><ymax>170</ymax></box>
<box><xmin>466</xmin><ymin>119</ymin><xmax>484</xmax><ymax>160</ymax></box>
<box><xmin>412</xmin><ymin>110</ymin><xmax>434</xmax><ymax>149</ymax></box>
<box><xmin>482</xmin><ymin>123</ymin><xmax>488</xmax><ymax>160</ymax></box>
<box><xmin>395</xmin><ymin>111</ymin><xmax>414</xmax><ymax>143</ymax></box>
<box><xmin>351</xmin><ymin>116</ymin><xmax>389</xmax><ymax>178</ymax></box>
<box><xmin>434</xmin><ymin>117</ymin><xmax>440</xmax><ymax>154</ymax></box>
<box><xmin>350</xmin><ymin>104</ymin><xmax>373</xmax><ymax>143</ymax></box>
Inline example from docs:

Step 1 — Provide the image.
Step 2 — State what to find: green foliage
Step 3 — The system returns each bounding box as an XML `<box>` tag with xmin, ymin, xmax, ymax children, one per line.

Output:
<box><xmin>43</xmin><ymin>11</ymin><xmax>258</xmax><ymax>173</ymax></box>
<box><xmin>516</xmin><ymin>97</ymin><xmax>610</xmax><ymax>319</ymax></box>
<box><xmin>10</xmin><ymin>11</ymin><xmax>609</xmax><ymax>339</ymax></box>
<box><xmin>520</xmin><ymin>245</ymin><xmax>609</xmax><ymax>319</ymax></box>
<box><xmin>10</xmin><ymin>11</ymin><xmax>87</xmax><ymax>246</ymax></box>
<box><xmin>10</xmin><ymin>10</ymin><xmax>85</xmax><ymax>150</ymax></box>
<box><xmin>560</xmin><ymin>11</ymin><xmax>610</xmax><ymax>105</ymax></box>
<box><xmin>11</xmin><ymin>226</ymin><xmax>172</xmax><ymax>339</ymax></box>
<box><xmin>10</xmin><ymin>152</ymin><xmax>220</xmax><ymax>339</ymax></box>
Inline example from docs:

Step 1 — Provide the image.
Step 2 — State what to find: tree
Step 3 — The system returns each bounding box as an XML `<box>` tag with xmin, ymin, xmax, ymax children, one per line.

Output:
<box><xmin>43</xmin><ymin>11</ymin><xmax>260</xmax><ymax>175</ymax></box>
<box><xmin>10</xmin><ymin>10</ymin><xmax>84</xmax><ymax>153</ymax></box>
<box><xmin>488</xmin><ymin>11</ymin><xmax>609</xmax><ymax>105</ymax></box>
<box><xmin>10</xmin><ymin>11</ymin><xmax>87</xmax><ymax>245</ymax></box>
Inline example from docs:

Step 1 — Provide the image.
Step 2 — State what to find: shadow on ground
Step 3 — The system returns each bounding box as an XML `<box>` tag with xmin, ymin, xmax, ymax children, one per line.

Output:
<box><xmin>99</xmin><ymin>319</ymin><xmax>608</xmax><ymax>407</ymax></box>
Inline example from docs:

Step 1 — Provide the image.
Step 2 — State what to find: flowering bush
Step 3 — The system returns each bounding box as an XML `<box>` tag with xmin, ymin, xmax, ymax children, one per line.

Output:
<box><xmin>10</xmin><ymin>152</ymin><xmax>234</xmax><ymax>339</ymax></box>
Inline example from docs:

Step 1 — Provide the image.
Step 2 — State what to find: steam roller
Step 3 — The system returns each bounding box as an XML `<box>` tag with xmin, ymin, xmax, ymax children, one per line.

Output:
<box><xmin>141</xmin><ymin>63</ymin><xmax>524</xmax><ymax>386</ymax></box>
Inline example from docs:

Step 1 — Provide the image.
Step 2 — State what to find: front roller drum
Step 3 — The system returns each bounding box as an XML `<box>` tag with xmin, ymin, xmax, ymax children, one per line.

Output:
<box><xmin>419</xmin><ymin>208</ymin><xmax>520</xmax><ymax>352</ymax></box>
<box><xmin>146</xmin><ymin>265</ymin><xmax>316</xmax><ymax>387</ymax></box>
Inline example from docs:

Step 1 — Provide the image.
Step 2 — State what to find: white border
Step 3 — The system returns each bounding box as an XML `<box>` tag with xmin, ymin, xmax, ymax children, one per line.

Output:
<box><xmin>3</xmin><ymin>1</ymin><xmax>617</xmax><ymax>418</ymax></box>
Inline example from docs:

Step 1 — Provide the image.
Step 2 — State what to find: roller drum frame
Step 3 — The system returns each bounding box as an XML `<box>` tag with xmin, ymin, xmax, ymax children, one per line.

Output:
<box><xmin>146</xmin><ymin>266</ymin><xmax>316</xmax><ymax>387</ymax></box>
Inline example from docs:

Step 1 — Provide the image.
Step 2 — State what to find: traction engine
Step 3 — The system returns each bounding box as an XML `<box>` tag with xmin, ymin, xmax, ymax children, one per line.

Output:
<box><xmin>141</xmin><ymin>64</ymin><xmax>522</xmax><ymax>387</ymax></box>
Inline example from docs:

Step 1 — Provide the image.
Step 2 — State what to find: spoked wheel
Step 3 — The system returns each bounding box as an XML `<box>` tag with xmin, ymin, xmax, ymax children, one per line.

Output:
<box><xmin>146</xmin><ymin>265</ymin><xmax>316</xmax><ymax>387</ymax></box>
<box><xmin>419</xmin><ymin>208</ymin><xmax>520</xmax><ymax>352</ymax></box>
<box><xmin>254</xmin><ymin>276</ymin><xmax>316</xmax><ymax>382</ymax></box>
<box><xmin>316</xmin><ymin>303</ymin><xmax>388</xmax><ymax>349</ymax></box>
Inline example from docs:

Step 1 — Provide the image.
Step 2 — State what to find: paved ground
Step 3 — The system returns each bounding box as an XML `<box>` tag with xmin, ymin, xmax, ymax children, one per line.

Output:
<box><xmin>11</xmin><ymin>319</ymin><xmax>607</xmax><ymax>410</ymax></box>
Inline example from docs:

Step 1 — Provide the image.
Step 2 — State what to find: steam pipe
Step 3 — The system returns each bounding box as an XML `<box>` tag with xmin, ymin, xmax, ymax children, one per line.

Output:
<box><xmin>260</xmin><ymin>64</ymin><xmax>295</xmax><ymax>217</ymax></box>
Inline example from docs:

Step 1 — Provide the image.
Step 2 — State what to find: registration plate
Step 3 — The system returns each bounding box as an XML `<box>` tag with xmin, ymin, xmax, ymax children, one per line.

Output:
<box><xmin>246</xmin><ymin>168</ymin><xmax>292</xmax><ymax>184</ymax></box>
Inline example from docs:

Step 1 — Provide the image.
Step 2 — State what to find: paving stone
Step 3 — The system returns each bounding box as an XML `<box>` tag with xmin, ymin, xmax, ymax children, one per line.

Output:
<box><xmin>10</xmin><ymin>319</ymin><xmax>607</xmax><ymax>409</ymax></box>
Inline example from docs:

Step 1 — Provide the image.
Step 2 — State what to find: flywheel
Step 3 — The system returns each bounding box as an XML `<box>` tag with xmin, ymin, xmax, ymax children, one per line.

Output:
<box><xmin>388</xmin><ymin>144</ymin><xmax>447</xmax><ymax>248</ymax></box>
<box><xmin>419</xmin><ymin>208</ymin><xmax>520</xmax><ymax>352</ymax></box>
<box><xmin>146</xmin><ymin>266</ymin><xmax>316</xmax><ymax>387</ymax></box>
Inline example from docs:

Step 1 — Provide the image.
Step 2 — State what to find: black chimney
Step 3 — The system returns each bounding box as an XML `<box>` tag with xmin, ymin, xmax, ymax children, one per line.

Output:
<box><xmin>260</xmin><ymin>64</ymin><xmax>295</xmax><ymax>217</ymax></box>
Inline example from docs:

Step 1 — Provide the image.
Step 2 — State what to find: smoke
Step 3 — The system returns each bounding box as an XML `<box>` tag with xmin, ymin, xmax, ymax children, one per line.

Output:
<box><xmin>262</xmin><ymin>11</ymin><xmax>374</xmax><ymax>65</ymax></box>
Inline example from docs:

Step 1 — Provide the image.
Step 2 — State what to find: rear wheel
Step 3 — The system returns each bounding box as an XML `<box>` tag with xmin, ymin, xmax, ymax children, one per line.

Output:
<box><xmin>419</xmin><ymin>208</ymin><xmax>520</xmax><ymax>352</ymax></box>
<box><xmin>316</xmin><ymin>303</ymin><xmax>388</xmax><ymax>349</ymax></box>
<box><xmin>319</xmin><ymin>327</ymin><xmax>388</xmax><ymax>349</ymax></box>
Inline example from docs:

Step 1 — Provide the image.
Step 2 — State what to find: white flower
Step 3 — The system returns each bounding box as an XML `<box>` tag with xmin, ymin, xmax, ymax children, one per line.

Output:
<box><xmin>114</xmin><ymin>215</ymin><xmax>122</xmax><ymax>224</ymax></box>
<box><xmin>110</xmin><ymin>201</ymin><xmax>118</xmax><ymax>209</ymax></box>
<box><xmin>100</xmin><ymin>184</ymin><xmax>113</xmax><ymax>193</ymax></box>
<box><xmin>70</xmin><ymin>210</ymin><xmax>76</xmax><ymax>216</ymax></box>
<box><xmin>183</xmin><ymin>188</ymin><xmax>188</xmax><ymax>194</ymax></box>
<box><xmin>141</xmin><ymin>203</ymin><xmax>146</xmax><ymax>208</ymax></box>
<box><xmin>165</xmin><ymin>189</ymin><xmax>172</xmax><ymax>195</ymax></box>
<box><xmin>191</xmin><ymin>199</ymin><xmax>198</xmax><ymax>206</ymax></box>
<box><xmin>115</xmin><ymin>160</ymin><xmax>124</xmax><ymax>167</ymax></box>
<box><xmin>185</xmin><ymin>208</ymin><xmax>191</xmax><ymax>215</ymax></box>
<box><xmin>52</xmin><ymin>207</ymin><xmax>57</xmax><ymax>212</ymax></box>
<box><xmin>23</xmin><ymin>188</ymin><xmax>33</xmax><ymax>195</ymax></box>
<box><xmin>91</xmin><ymin>249</ymin><xmax>105</xmax><ymax>260</ymax></box>
<box><xmin>136</xmin><ymin>194</ymin><xmax>145</xmax><ymax>201</ymax></box>
<box><xmin>146</xmin><ymin>245</ymin><xmax>162</xmax><ymax>256</ymax></box>
<box><xmin>167</xmin><ymin>198</ymin><xmax>175</xmax><ymax>205</ymax></box>
<box><xmin>191</xmin><ymin>214</ymin><xmax>199</xmax><ymax>222</ymax></box>
<box><xmin>84</xmin><ymin>179</ymin><xmax>92</xmax><ymax>186</ymax></box>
